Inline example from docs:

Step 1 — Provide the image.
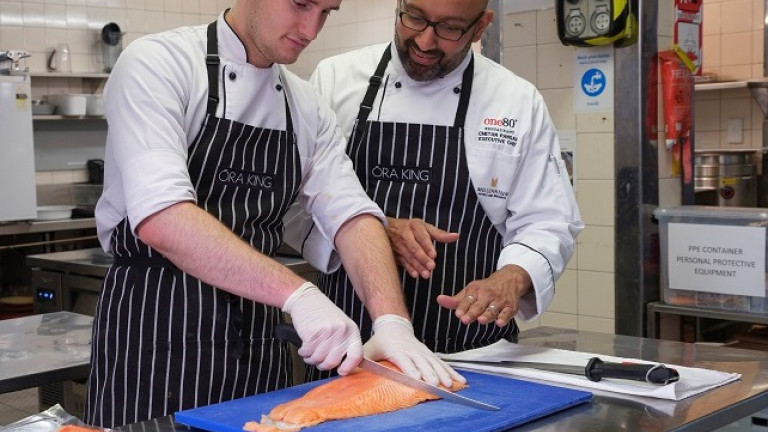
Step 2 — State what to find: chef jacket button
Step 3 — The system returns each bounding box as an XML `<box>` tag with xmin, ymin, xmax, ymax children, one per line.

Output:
<box><xmin>453</xmin><ymin>87</ymin><xmax>461</xmax><ymax>94</ymax></box>
<box><xmin>228</xmin><ymin>72</ymin><xmax>237</xmax><ymax>81</ymax></box>
<box><xmin>276</xmin><ymin>84</ymin><xmax>283</xmax><ymax>91</ymax></box>
<box><xmin>394</xmin><ymin>82</ymin><xmax>402</xmax><ymax>89</ymax></box>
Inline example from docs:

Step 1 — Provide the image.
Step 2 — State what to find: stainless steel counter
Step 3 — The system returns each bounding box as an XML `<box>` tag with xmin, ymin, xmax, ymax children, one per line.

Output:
<box><xmin>0</xmin><ymin>218</ymin><xmax>96</xmax><ymax>236</ymax></box>
<box><xmin>116</xmin><ymin>327</ymin><xmax>768</xmax><ymax>432</ymax></box>
<box><xmin>26</xmin><ymin>247</ymin><xmax>313</xmax><ymax>278</ymax></box>
<box><xmin>0</xmin><ymin>311</ymin><xmax>93</xmax><ymax>393</ymax></box>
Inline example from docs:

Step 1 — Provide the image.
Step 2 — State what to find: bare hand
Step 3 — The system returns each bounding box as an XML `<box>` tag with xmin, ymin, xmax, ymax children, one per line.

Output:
<box><xmin>386</xmin><ymin>217</ymin><xmax>459</xmax><ymax>279</ymax></box>
<box><xmin>436</xmin><ymin>265</ymin><xmax>532</xmax><ymax>327</ymax></box>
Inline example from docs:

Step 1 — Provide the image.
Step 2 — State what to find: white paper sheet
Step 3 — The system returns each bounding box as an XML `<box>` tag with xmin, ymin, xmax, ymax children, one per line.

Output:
<box><xmin>440</xmin><ymin>340</ymin><xmax>740</xmax><ymax>400</ymax></box>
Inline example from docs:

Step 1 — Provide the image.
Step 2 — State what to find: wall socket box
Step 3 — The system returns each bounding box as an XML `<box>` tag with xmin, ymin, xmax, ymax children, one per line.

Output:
<box><xmin>727</xmin><ymin>118</ymin><xmax>744</xmax><ymax>144</ymax></box>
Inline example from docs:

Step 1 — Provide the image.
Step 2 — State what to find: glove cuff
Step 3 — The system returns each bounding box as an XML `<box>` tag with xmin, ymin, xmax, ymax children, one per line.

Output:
<box><xmin>281</xmin><ymin>282</ymin><xmax>321</xmax><ymax>313</ymax></box>
<box><xmin>372</xmin><ymin>314</ymin><xmax>414</xmax><ymax>334</ymax></box>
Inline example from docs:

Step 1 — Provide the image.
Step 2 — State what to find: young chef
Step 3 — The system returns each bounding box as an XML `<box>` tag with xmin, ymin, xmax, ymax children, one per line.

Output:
<box><xmin>285</xmin><ymin>0</ymin><xmax>583</xmax><ymax>381</ymax></box>
<box><xmin>85</xmin><ymin>0</ymin><xmax>462</xmax><ymax>427</ymax></box>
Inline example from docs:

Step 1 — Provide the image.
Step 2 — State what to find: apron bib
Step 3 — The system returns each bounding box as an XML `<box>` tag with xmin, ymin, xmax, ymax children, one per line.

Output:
<box><xmin>310</xmin><ymin>47</ymin><xmax>516</xmax><ymax>382</ymax></box>
<box><xmin>86</xmin><ymin>21</ymin><xmax>301</xmax><ymax>427</ymax></box>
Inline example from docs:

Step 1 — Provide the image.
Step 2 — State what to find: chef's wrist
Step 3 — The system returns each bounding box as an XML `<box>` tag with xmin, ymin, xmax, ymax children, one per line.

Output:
<box><xmin>281</xmin><ymin>281</ymin><xmax>321</xmax><ymax>313</ymax></box>
<box><xmin>372</xmin><ymin>314</ymin><xmax>414</xmax><ymax>334</ymax></box>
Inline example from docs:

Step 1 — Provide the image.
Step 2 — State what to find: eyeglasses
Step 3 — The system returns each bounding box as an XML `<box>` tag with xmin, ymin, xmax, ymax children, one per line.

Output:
<box><xmin>397</xmin><ymin>7</ymin><xmax>485</xmax><ymax>42</ymax></box>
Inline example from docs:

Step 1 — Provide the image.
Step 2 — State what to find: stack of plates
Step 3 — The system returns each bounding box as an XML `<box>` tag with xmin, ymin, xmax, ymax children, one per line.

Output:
<box><xmin>0</xmin><ymin>296</ymin><xmax>34</xmax><ymax>320</ymax></box>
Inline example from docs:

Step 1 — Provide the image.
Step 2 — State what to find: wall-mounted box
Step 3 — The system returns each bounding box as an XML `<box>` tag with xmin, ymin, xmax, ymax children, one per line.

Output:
<box><xmin>655</xmin><ymin>206</ymin><xmax>768</xmax><ymax>313</ymax></box>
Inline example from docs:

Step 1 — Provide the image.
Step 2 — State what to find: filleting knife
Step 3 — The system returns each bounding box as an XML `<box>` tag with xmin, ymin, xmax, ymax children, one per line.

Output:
<box><xmin>274</xmin><ymin>323</ymin><xmax>500</xmax><ymax>411</ymax></box>
<box><xmin>443</xmin><ymin>357</ymin><xmax>680</xmax><ymax>385</ymax></box>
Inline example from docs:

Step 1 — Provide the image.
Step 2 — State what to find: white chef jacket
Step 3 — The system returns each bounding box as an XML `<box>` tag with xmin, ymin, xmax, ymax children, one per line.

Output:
<box><xmin>95</xmin><ymin>14</ymin><xmax>384</xmax><ymax>252</ymax></box>
<box><xmin>294</xmin><ymin>43</ymin><xmax>583</xmax><ymax>321</ymax></box>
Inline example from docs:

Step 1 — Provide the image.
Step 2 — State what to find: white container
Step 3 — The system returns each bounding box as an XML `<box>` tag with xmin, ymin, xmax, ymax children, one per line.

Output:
<box><xmin>36</xmin><ymin>205</ymin><xmax>74</xmax><ymax>221</ymax></box>
<box><xmin>86</xmin><ymin>94</ymin><xmax>103</xmax><ymax>117</ymax></box>
<box><xmin>49</xmin><ymin>94</ymin><xmax>87</xmax><ymax>117</ymax></box>
<box><xmin>655</xmin><ymin>206</ymin><xmax>768</xmax><ymax>313</ymax></box>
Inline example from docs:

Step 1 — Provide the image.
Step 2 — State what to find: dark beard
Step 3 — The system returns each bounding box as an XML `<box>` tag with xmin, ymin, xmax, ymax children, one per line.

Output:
<box><xmin>394</xmin><ymin>37</ymin><xmax>470</xmax><ymax>82</ymax></box>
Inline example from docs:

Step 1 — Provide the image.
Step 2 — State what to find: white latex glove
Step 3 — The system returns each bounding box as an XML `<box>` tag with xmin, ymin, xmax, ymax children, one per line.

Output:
<box><xmin>281</xmin><ymin>282</ymin><xmax>363</xmax><ymax>375</ymax></box>
<box><xmin>363</xmin><ymin>314</ymin><xmax>466</xmax><ymax>388</ymax></box>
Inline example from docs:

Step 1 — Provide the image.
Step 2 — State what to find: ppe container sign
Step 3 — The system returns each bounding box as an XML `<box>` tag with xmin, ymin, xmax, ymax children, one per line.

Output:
<box><xmin>667</xmin><ymin>223</ymin><xmax>766</xmax><ymax>297</ymax></box>
<box><xmin>574</xmin><ymin>46</ymin><xmax>614</xmax><ymax>113</ymax></box>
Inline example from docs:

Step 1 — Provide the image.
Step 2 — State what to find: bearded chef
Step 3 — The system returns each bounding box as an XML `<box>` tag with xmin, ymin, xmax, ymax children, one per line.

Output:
<box><xmin>284</xmin><ymin>0</ymin><xmax>584</xmax><ymax>382</ymax></box>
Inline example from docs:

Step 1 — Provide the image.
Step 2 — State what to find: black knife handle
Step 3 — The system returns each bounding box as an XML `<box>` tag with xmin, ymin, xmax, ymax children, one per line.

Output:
<box><xmin>275</xmin><ymin>323</ymin><xmax>303</xmax><ymax>348</ymax></box>
<box><xmin>585</xmin><ymin>357</ymin><xmax>680</xmax><ymax>385</ymax></box>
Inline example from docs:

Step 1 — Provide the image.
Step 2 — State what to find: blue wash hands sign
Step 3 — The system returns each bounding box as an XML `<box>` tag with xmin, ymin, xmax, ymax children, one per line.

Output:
<box><xmin>574</xmin><ymin>46</ymin><xmax>614</xmax><ymax>113</ymax></box>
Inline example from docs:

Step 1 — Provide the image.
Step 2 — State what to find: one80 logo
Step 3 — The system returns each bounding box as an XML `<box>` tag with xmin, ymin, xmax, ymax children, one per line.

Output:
<box><xmin>483</xmin><ymin>117</ymin><xmax>517</xmax><ymax>128</ymax></box>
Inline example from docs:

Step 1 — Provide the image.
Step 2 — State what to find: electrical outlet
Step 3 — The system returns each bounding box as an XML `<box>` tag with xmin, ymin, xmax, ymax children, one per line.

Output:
<box><xmin>727</xmin><ymin>118</ymin><xmax>743</xmax><ymax>144</ymax></box>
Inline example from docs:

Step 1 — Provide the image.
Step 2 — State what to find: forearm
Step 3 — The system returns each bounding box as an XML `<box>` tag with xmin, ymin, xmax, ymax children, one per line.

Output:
<box><xmin>136</xmin><ymin>201</ymin><xmax>306</xmax><ymax>308</ymax></box>
<box><xmin>334</xmin><ymin>214</ymin><xmax>410</xmax><ymax>320</ymax></box>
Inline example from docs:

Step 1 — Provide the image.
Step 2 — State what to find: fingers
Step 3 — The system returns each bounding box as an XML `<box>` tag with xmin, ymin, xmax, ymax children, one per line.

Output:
<box><xmin>426</xmin><ymin>224</ymin><xmax>460</xmax><ymax>244</ymax></box>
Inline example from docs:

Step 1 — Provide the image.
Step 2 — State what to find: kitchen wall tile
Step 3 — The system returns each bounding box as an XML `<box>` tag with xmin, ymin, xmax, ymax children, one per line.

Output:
<box><xmin>517</xmin><ymin>319</ymin><xmax>541</xmax><ymax>332</ymax></box>
<box><xmin>754</xmin><ymin>0</ymin><xmax>765</xmax><ymax>30</ymax></box>
<box><xmin>1</xmin><ymin>26</ymin><xmax>24</xmax><ymax>48</ymax></box>
<box><xmin>163</xmin><ymin>11</ymin><xmax>182</xmax><ymax>30</ymax></box>
<box><xmin>576</xmin><ymin>112</ymin><xmax>614</xmax><ymax>133</ymax></box>
<box><xmin>504</xmin><ymin>46</ymin><xmax>536</xmax><ymax>86</ymax></box>
<box><xmin>722</xmin><ymin>0</ymin><xmax>752</xmax><ymax>34</ymax></box>
<box><xmin>695</xmin><ymin>99</ymin><xmax>721</xmax><ymax>132</ymax></box>
<box><xmin>540</xmin><ymin>88</ymin><xmax>574</xmax><ymax>130</ymax></box>
<box><xmin>577</xmin><ymin>271</ymin><xmax>614</xmax><ymax>318</ymax></box>
<box><xmin>702</xmin><ymin>2</ymin><xmax>721</xmax><ymax>36</ymax></box>
<box><xmin>657</xmin><ymin>140</ymin><xmax>673</xmax><ymax>181</ymax></box>
<box><xmin>330</xmin><ymin>0</ymin><xmax>357</xmax><ymax>26</ymax></box>
<box><xmin>537</xmin><ymin>43</ymin><xmax>574</xmax><ymax>89</ymax></box>
<box><xmin>577</xmin><ymin>180</ymin><xmax>614</xmax><ymax>227</ymax></box>
<box><xmin>24</xmin><ymin>27</ymin><xmax>46</xmax><ymax>50</ymax></box>
<box><xmin>540</xmin><ymin>311</ymin><xmax>578</xmax><ymax>330</ymax></box>
<box><xmin>578</xmin><ymin>316</ymin><xmax>614</xmax><ymax>334</ymax></box>
<box><xmin>503</xmin><ymin>11</ymin><xmax>536</xmax><ymax>48</ymax></box>
<box><xmin>702</xmin><ymin>34</ymin><xmax>721</xmax><ymax>69</ymax></box>
<box><xmin>720</xmin><ymin>32</ymin><xmax>752</xmax><ymax>67</ymax></box>
<box><xmin>146</xmin><ymin>10</ymin><xmax>165</xmax><ymax>33</ymax></box>
<box><xmin>577</xmin><ymin>132</ymin><xmax>613</xmax><ymax>180</ymax></box>
<box><xmin>567</xmin><ymin>246</ymin><xmax>578</xmax><ymax>270</ymax></box>
<box><xmin>753</xmin><ymin>30</ymin><xmax>763</xmax><ymax>65</ymax></box>
<box><xmin>721</xmin><ymin>129</ymin><xmax>753</xmax><ymax>148</ymax></box>
<box><xmin>51</xmin><ymin>170</ymin><xmax>74</xmax><ymax>184</ymax></box>
<box><xmin>658</xmin><ymin>177</ymin><xmax>682</xmax><ymax>208</ymax></box>
<box><xmin>657</xmin><ymin>2</ymin><xmax>675</xmax><ymax>38</ymax></box>
<box><xmin>548</xmin><ymin>269</ymin><xmax>577</xmax><ymax>314</ymax></box>
<box><xmin>35</xmin><ymin>172</ymin><xmax>53</xmax><ymax>185</ymax></box>
<box><xmin>164</xmin><ymin>0</ymin><xmax>182</xmax><ymax>13</ymax></box>
<box><xmin>577</xmin><ymin>225</ymin><xmax>614</xmax><ymax>273</ymax></box>
<box><xmin>751</xmin><ymin>128</ymin><xmax>762</xmax><ymax>149</ymax></box>
<box><xmin>693</xmin><ymin>131</ymin><xmax>720</xmax><ymax>150</ymax></box>
<box><xmin>66</xmin><ymin>4</ymin><xmax>87</xmax><ymax>29</ymax></box>
<box><xmin>0</xmin><ymin>2</ymin><xmax>23</xmax><ymax>27</ymax></box>
<box><xmin>182</xmin><ymin>0</ymin><xmax>199</xmax><ymax>14</ymax></box>
<box><xmin>720</xmin><ymin>63</ymin><xmax>753</xmax><ymax>81</ymax></box>
<box><xmin>45</xmin><ymin>4</ymin><xmax>66</xmax><ymax>28</ymax></box>
<box><xmin>720</xmin><ymin>97</ymin><xmax>753</xmax><ymax>132</ymax></box>
<box><xmin>535</xmin><ymin>8</ymin><xmax>558</xmax><ymax>45</ymax></box>
<box><xmin>125</xmin><ymin>9</ymin><xmax>146</xmax><ymax>33</ymax></box>
<box><xmin>23</xmin><ymin>2</ymin><xmax>45</xmax><ymax>27</ymax></box>
<box><xmin>200</xmin><ymin>0</ymin><xmax>217</xmax><ymax>16</ymax></box>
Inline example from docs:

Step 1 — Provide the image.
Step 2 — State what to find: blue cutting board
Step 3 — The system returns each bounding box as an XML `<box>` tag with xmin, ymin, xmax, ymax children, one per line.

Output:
<box><xmin>174</xmin><ymin>370</ymin><xmax>592</xmax><ymax>432</ymax></box>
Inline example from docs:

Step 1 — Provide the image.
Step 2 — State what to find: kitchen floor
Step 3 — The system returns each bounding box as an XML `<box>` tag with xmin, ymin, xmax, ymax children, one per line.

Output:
<box><xmin>0</xmin><ymin>388</ymin><xmax>38</xmax><ymax>426</ymax></box>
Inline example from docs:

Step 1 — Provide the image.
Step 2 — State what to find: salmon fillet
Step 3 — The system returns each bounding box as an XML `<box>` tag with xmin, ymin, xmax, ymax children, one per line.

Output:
<box><xmin>243</xmin><ymin>360</ymin><xmax>466</xmax><ymax>431</ymax></box>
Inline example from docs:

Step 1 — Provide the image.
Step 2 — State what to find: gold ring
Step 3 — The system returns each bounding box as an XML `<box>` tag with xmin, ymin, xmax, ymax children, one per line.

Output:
<box><xmin>487</xmin><ymin>304</ymin><xmax>499</xmax><ymax>316</ymax></box>
<box><xmin>466</xmin><ymin>295</ymin><xmax>476</xmax><ymax>303</ymax></box>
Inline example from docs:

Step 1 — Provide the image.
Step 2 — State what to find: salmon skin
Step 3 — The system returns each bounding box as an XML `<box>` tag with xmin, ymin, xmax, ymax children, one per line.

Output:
<box><xmin>242</xmin><ymin>360</ymin><xmax>467</xmax><ymax>432</ymax></box>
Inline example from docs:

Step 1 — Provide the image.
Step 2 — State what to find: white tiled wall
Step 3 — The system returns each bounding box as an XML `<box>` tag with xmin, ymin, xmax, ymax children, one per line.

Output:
<box><xmin>694</xmin><ymin>0</ymin><xmax>765</xmax><ymax>152</ymax></box>
<box><xmin>502</xmin><ymin>8</ymin><xmax>615</xmax><ymax>333</ymax></box>
<box><xmin>0</xmin><ymin>0</ymin><xmax>229</xmax><ymax>184</ymax></box>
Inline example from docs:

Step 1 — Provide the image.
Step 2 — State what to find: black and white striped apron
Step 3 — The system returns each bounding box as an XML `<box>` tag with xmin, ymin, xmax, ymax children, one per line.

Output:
<box><xmin>85</xmin><ymin>21</ymin><xmax>301</xmax><ymax>428</ymax></box>
<box><xmin>308</xmin><ymin>46</ymin><xmax>517</xmax><ymax>381</ymax></box>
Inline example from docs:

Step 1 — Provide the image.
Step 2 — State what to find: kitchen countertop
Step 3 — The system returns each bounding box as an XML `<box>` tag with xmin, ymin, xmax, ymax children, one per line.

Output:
<box><xmin>114</xmin><ymin>326</ymin><xmax>768</xmax><ymax>432</ymax></box>
<box><xmin>26</xmin><ymin>247</ymin><xmax>312</xmax><ymax>278</ymax></box>
<box><xmin>0</xmin><ymin>311</ymin><xmax>93</xmax><ymax>394</ymax></box>
<box><xmin>0</xmin><ymin>217</ymin><xmax>95</xmax><ymax>236</ymax></box>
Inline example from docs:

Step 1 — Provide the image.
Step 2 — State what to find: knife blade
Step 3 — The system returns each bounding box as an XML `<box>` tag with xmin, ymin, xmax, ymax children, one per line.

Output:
<box><xmin>274</xmin><ymin>323</ymin><xmax>500</xmax><ymax>411</ymax></box>
<box><xmin>444</xmin><ymin>357</ymin><xmax>680</xmax><ymax>385</ymax></box>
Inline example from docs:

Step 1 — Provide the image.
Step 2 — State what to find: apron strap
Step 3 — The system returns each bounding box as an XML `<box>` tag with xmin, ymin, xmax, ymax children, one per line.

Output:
<box><xmin>453</xmin><ymin>53</ymin><xmax>473</xmax><ymax>128</ymax></box>
<box><xmin>205</xmin><ymin>21</ymin><xmax>220</xmax><ymax>116</ymax></box>
<box><xmin>354</xmin><ymin>44</ymin><xmax>392</xmax><ymax>131</ymax></box>
<box><xmin>353</xmin><ymin>44</ymin><xmax>475</xmax><ymax>129</ymax></box>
